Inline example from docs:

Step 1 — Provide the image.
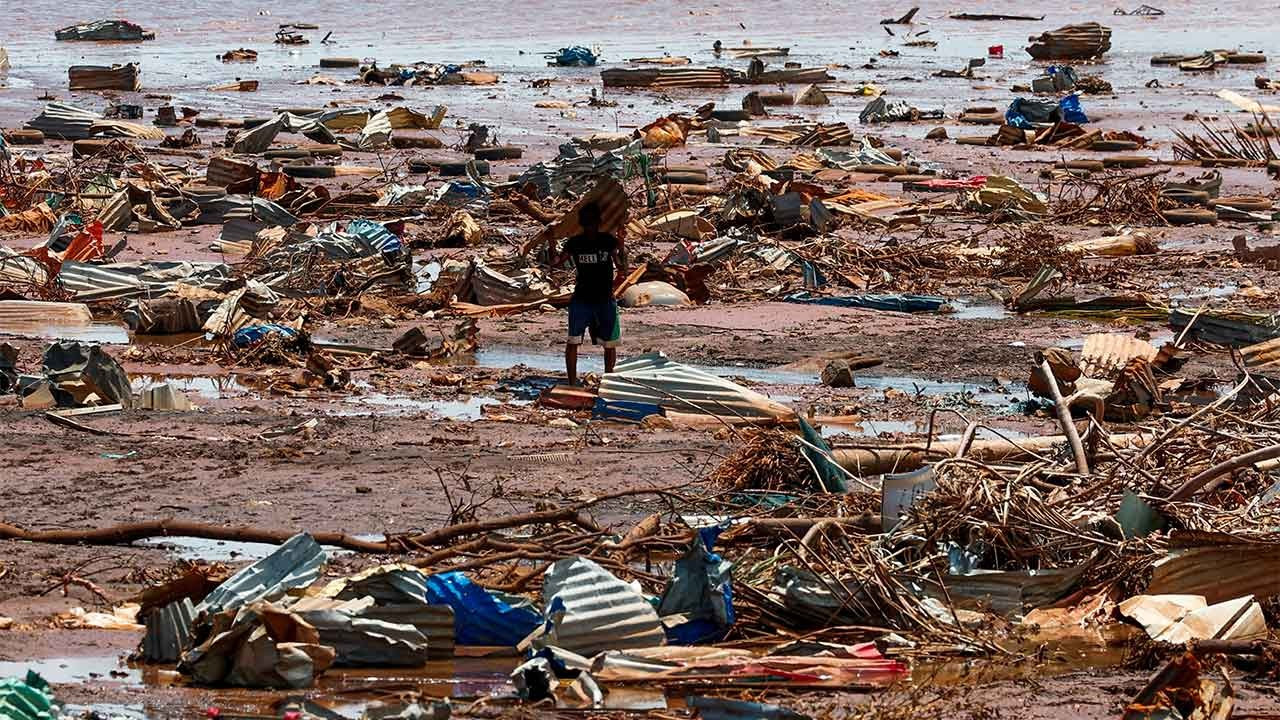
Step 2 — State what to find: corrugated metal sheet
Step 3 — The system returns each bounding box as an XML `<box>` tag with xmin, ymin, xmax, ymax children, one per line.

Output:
<box><xmin>197</xmin><ymin>195</ymin><xmax>298</xmax><ymax>227</ymax></box>
<box><xmin>205</xmin><ymin>157</ymin><xmax>258</xmax><ymax>187</ymax></box>
<box><xmin>601</xmin><ymin>67</ymin><xmax>729</xmax><ymax>89</ymax></box>
<box><xmin>233</xmin><ymin>114</ymin><xmax>284</xmax><ymax>154</ymax></box>
<box><xmin>195</xmin><ymin>533</ymin><xmax>326</xmax><ymax>616</ymax></box>
<box><xmin>750</xmin><ymin>67</ymin><xmax>833</xmax><ymax>85</ymax></box>
<box><xmin>387</xmin><ymin>106</ymin><xmax>446</xmax><ymax>130</ymax></box>
<box><xmin>58</xmin><ymin>260</ymin><xmax>233</xmax><ymax>301</ymax></box>
<box><xmin>470</xmin><ymin>261</ymin><xmax>556</xmax><ymax>306</ymax></box>
<box><xmin>293</xmin><ymin>600</ymin><xmax>431</xmax><ymax>667</ymax></box>
<box><xmin>1169</xmin><ymin>308</ymin><xmax>1280</xmax><ymax>347</ymax></box>
<box><xmin>316</xmin><ymin>564</ymin><xmax>456</xmax><ymax>657</ymax></box>
<box><xmin>1026</xmin><ymin>23</ymin><xmax>1111</xmax><ymax>60</ymax></box>
<box><xmin>69</xmin><ymin>64</ymin><xmax>140</xmax><ymax>91</ymax></box>
<box><xmin>1079</xmin><ymin>334</ymin><xmax>1159</xmax><ymax>381</ymax></box>
<box><xmin>599</xmin><ymin>352</ymin><xmax>796</xmax><ymax>420</ymax></box>
<box><xmin>98</xmin><ymin>189</ymin><xmax>133</xmax><ymax>231</ymax></box>
<box><xmin>0</xmin><ymin>300</ymin><xmax>93</xmax><ymax>329</ymax></box>
<box><xmin>25</xmin><ymin>103</ymin><xmax>99</xmax><ymax>140</ymax></box>
<box><xmin>357</xmin><ymin>110</ymin><xmax>392</xmax><ymax>149</ymax></box>
<box><xmin>141</xmin><ymin>598</ymin><xmax>195</xmax><ymax>662</ymax></box>
<box><xmin>539</xmin><ymin>557</ymin><xmax>664</xmax><ymax>656</ymax></box>
<box><xmin>91</xmin><ymin>119</ymin><xmax>163</xmax><ymax>140</ymax></box>
<box><xmin>359</xmin><ymin>605</ymin><xmax>455</xmax><ymax>659</ymax></box>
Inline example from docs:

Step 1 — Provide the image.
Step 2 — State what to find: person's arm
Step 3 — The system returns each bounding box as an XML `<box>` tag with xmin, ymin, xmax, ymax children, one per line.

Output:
<box><xmin>613</xmin><ymin>235</ymin><xmax>628</xmax><ymax>276</ymax></box>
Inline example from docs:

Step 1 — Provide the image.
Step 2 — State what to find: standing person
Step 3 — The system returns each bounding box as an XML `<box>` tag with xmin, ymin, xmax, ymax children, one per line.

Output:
<box><xmin>551</xmin><ymin>202</ymin><xmax>626</xmax><ymax>385</ymax></box>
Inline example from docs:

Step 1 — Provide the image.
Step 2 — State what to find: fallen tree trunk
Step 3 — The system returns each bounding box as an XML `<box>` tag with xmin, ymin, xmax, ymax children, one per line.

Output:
<box><xmin>0</xmin><ymin>487</ymin><xmax>682</xmax><ymax>554</ymax></box>
<box><xmin>0</xmin><ymin>507</ymin><xmax>599</xmax><ymax>554</ymax></box>
<box><xmin>833</xmin><ymin>432</ymin><xmax>1151</xmax><ymax>476</ymax></box>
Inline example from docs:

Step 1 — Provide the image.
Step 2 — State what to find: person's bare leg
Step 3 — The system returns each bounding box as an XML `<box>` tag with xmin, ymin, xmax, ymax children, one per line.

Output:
<box><xmin>604</xmin><ymin>346</ymin><xmax>617</xmax><ymax>374</ymax></box>
<box><xmin>566</xmin><ymin>343</ymin><xmax>578</xmax><ymax>385</ymax></box>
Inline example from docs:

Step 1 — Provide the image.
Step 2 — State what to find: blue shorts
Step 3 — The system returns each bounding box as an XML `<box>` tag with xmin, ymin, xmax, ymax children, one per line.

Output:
<box><xmin>567</xmin><ymin>299</ymin><xmax>621</xmax><ymax>348</ymax></box>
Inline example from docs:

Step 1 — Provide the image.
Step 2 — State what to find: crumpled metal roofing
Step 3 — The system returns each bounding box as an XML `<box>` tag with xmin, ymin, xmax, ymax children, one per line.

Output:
<box><xmin>538</xmin><ymin>557</ymin><xmax>665</xmax><ymax>656</ymax></box>
<box><xmin>25</xmin><ymin>103</ymin><xmax>99</xmax><ymax>140</ymax></box>
<box><xmin>195</xmin><ymin>533</ymin><xmax>326</xmax><ymax>617</ymax></box>
<box><xmin>292</xmin><ymin>598</ymin><xmax>431</xmax><ymax>667</ymax></box>
<box><xmin>58</xmin><ymin>260</ymin><xmax>232</xmax><ymax>301</ymax></box>
<box><xmin>470</xmin><ymin>260</ymin><xmax>556</xmax><ymax>306</ymax></box>
<box><xmin>599</xmin><ymin>352</ymin><xmax>796</xmax><ymax>420</ymax></box>
<box><xmin>140</xmin><ymin>598</ymin><xmax>195</xmax><ymax>662</ymax></box>
<box><xmin>515</xmin><ymin>139</ymin><xmax>643</xmax><ymax>198</ymax></box>
<box><xmin>0</xmin><ymin>249</ymin><xmax>51</xmax><ymax>288</ymax></box>
<box><xmin>357</xmin><ymin>110</ymin><xmax>393</xmax><ymax>149</ymax></box>
<box><xmin>198</xmin><ymin>194</ymin><xmax>298</xmax><ymax>227</ymax></box>
<box><xmin>233</xmin><ymin>113</ymin><xmax>337</xmax><ymax>154</ymax></box>
<box><xmin>1079</xmin><ymin>333</ymin><xmax>1159</xmax><ymax>381</ymax></box>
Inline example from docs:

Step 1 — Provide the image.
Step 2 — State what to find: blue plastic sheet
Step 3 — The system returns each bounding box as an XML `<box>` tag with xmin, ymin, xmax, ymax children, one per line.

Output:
<box><xmin>659</xmin><ymin>526</ymin><xmax>735</xmax><ymax>644</ymax></box>
<box><xmin>1005</xmin><ymin>94</ymin><xmax>1087</xmax><ymax>129</ymax></box>
<box><xmin>1058</xmin><ymin>93</ymin><xmax>1088</xmax><ymax>124</ymax></box>
<box><xmin>424</xmin><ymin>571</ymin><xmax>542</xmax><ymax>647</ymax></box>
<box><xmin>232</xmin><ymin>323</ymin><xmax>298</xmax><ymax>348</ymax></box>
<box><xmin>554</xmin><ymin>46</ymin><xmax>597</xmax><ymax>67</ymax></box>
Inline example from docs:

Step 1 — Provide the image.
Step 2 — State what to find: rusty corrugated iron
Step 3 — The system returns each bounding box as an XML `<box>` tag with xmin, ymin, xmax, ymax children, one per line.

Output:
<box><xmin>602</xmin><ymin>67</ymin><xmax>729</xmax><ymax>89</ymax></box>
<box><xmin>69</xmin><ymin>63</ymin><xmax>140</xmax><ymax>91</ymax></box>
<box><xmin>1079</xmin><ymin>334</ymin><xmax>1159</xmax><ymax>381</ymax></box>
<box><xmin>1026</xmin><ymin>22</ymin><xmax>1111</xmax><ymax>60</ymax></box>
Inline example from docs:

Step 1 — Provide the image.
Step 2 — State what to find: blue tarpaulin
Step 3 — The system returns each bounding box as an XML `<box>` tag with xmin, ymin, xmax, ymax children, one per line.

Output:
<box><xmin>553</xmin><ymin>46</ymin><xmax>597</xmax><ymax>67</ymax></box>
<box><xmin>784</xmin><ymin>291</ymin><xmax>946</xmax><ymax>313</ymax></box>
<box><xmin>424</xmin><ymin>571</ymin><xmax>542</xmax><ymax>647</ymax></box>
<box><xmin>232</xmin><ymin>323</ymin><xmax>298</xmax><ymax>348</ymax></box>
<box><xmin>1005</xmin><ymin>93</ymin><xmax>1088</xmax><ymax>129</ymax></box>
<box><xmin>658</xmin><ymin>526</ymin><xmax>735</xmax><ymax>644</ymax></box>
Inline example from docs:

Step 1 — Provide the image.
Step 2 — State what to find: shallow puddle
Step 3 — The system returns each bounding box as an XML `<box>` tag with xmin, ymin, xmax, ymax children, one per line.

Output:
<box><xmin>129</xmin><ymin>374</ymin><xmax>252</xmax><ymax>399</ymax></box>
<box><xmin>0</xmin><ymin>656</ymin><xmax>141</xmax><ymax>686</ymax></box>
<box><xmin>911</xmin><ymin>625</ymin><xmax>1135</xmax><ymax>686</ymax></box>
<box><xmin>340</xmin><ymin>393</ymin><xmax>502</xmax><ymax>419</ymax></box>
<box><xmin>948</xmin><ymin>300</ymin><xmax>1012</xmax><ymax>321</ymax></box>
<box><xmin>135</xmin><ymin>534</ymin><xmax>385</xmax><ymax>562</ymax></box>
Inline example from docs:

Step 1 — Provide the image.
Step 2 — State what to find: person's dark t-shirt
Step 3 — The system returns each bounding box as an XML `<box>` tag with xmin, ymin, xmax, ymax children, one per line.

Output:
<box><xmin>564</xmin><ymin>231</ymin><xmax>619</xmax><ymax>304</ymax></box>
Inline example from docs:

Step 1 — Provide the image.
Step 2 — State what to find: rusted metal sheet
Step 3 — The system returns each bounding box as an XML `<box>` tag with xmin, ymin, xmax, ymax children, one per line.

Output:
<box><xmin>1079</xmin><ymin>334</ymin><xmax>1159</xmax><ymax>381</ymax></box>
<box><xmin>1026</xmin><ymin>22</ymin><xmax>1111</xmax><ymax>60</ymax></box>
<box><xmin>749</xmin><ymin>67</ymin><xmax>833</xmax><ymax>85</ymax></box>
<box><xmin>1148</xmin><ymin>544</ymin><xmax>1280</xmax><ymax>605</ymax></box>
<box><xmin>601</xmin><ymin>67</ymin><xmax>729</xmax><ymax>89</ymax></box>
<box><xmin>69</xmin><ymin>63</ymin><xmax>140</xmax><ymax>91</ymax></box>
<box><xmin>205</xmin><ymin>156</ymin><xmax>259</xmax><ymax>187</ymax></box>
<box><xmin>599</xmin><ymin>352</ymin><xmax>796</xmax><ymax>420</ymax></box>
<box><xmin>0</xmin><ymin>301</ymin><xmax>94</xmax><ymax>336</ymax></box>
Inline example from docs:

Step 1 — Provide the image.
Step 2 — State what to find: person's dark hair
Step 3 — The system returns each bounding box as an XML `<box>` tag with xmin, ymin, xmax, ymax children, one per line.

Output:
<box><xmin>578</xmin><ymin>201</ymin><xmax>602</xmax><ymax>228</ymax></box>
